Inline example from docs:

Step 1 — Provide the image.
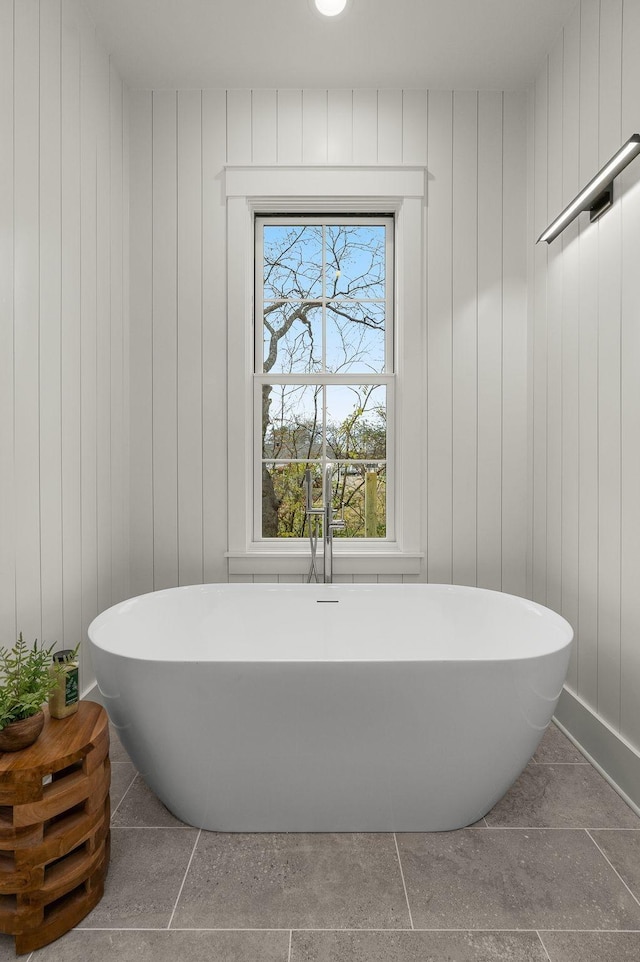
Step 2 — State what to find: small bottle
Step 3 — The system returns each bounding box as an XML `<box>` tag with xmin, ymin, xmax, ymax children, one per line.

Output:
<box><xmin>49</xmin><ymin>649</ymin><xmax>80</xmax><ymax>719</ymax></box>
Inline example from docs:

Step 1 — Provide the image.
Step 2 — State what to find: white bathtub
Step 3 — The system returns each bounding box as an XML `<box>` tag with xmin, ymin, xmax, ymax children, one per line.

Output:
<box><xmin>88</xmin><ymin>583</ymin><xmax>573</xmax><ymax>832</ymax></box>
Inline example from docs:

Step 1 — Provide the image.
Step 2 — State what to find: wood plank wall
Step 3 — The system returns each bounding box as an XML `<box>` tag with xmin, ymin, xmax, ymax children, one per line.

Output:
<box><xmin>129</xmin><ymin>88</ymin><xmax>528</xmax><ymax>592</ymax></box>
<box><xmin>0</xmin><ymin>0</ymin><xmax>129</xmax><ymax>694</ymax></box>
<box><xmin>531</xmin><ymin>0</ymin><xmax>640</xmax><ymax>752</ymax></box>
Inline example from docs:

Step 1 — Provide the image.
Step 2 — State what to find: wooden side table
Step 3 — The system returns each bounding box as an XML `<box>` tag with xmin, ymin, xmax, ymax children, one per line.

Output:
<box><xmin>0</xmin><ymin>702</ymin><xmax>110</xmax><ymax>955</ymax></box>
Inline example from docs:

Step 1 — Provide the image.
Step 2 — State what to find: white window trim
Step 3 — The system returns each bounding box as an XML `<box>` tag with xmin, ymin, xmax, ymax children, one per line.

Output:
<box><xmin>225</xmin><ymin>166</ymin><xmax>425</xmax><ymax>577</ymax></box>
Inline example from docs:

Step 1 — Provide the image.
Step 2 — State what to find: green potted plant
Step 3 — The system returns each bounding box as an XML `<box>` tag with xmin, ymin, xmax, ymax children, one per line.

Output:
<box><xmin>0</xmin><ymin>634</ymin><xmax>65</xmax><ymax>752</ymax></box>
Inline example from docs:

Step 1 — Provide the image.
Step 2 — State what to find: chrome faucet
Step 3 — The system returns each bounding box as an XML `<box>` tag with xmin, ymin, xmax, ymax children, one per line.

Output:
<box><xmin>322</xmin><ymin>463</ymin><xmax>346</xmax><ymax>583</ymax></box>
<box><xmin>304</xmin><ymin>466</ymin><xmax>345</xmax><ymax>584</ymax></box>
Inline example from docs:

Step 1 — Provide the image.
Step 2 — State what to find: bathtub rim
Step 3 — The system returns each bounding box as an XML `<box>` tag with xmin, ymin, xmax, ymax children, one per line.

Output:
<box><xmin>88</xmin><ymin>582</ymin><xmax>574</xmax><ymax>666</ymax></box>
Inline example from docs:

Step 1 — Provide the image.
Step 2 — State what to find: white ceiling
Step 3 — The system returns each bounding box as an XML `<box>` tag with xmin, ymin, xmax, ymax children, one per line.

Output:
<box><xmin>83</xmin><ymin>0</ymin><xmax>578</xmax><ymax>91</ymax></box>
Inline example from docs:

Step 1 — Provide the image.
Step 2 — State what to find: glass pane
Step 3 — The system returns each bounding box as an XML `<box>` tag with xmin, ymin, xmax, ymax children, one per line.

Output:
<box><xmin>326</xmin><ymin>384</ymin><xmax>386</xmax><ymax>460</ymax></box>
<box><xmin>261</xmin><ymin>384</ymin><xmax>323</xmax><ymax>460</ymax></box>
<box><xmin>326</xmin><ymin>302</ymin><xmax>385</xmax><ymax>374</ymax></box>
<box><xmin>326</xmin><ymin>463</ymin><xmax>387</xmax><ymax>538</ymax></box>
<box><xmin>263</xmin><ymin>225</ymin><xmax>323</xmax><ymax>299</ymax></box>
<box><xmin>325</xmin><ymin>225</ymin><xmax>385</xmax><ymax>299</ymax></box>
<box><xmin>262</xmin><ymin>461</ymin><xmax>322</xmax><ymax>538</ymax></box>
<box><xmin>263</xmin><ymin>304</ymin><xmax>322</xmax><ymax>374</ymax></box>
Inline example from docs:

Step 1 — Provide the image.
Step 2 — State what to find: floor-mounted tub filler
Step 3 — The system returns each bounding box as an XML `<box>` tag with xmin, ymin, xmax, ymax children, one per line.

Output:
<box><xmin>88</xmin><ymin>583</ymin><xmax>573</xmax><ymax>832</ymax></box>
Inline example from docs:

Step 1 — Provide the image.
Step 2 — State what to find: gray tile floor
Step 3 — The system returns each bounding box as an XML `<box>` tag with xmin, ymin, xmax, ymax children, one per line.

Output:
<box><xmin>3</xmin><ymin>723</ymin><xmax>639</xmax><ymax>961</ymax></box>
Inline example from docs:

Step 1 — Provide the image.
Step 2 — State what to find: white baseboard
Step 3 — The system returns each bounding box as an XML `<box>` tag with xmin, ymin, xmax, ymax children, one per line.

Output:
<box><xmin>554</xmin><ymin>686</ymin><xmax>640</xmax><ymax>818</ymax></box>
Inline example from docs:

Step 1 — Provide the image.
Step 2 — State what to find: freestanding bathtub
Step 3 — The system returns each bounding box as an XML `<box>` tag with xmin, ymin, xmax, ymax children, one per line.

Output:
<box><xmin>88</xmin><ymin>583</ymin><xmax>573</xmax><ymax>832</ymax></box>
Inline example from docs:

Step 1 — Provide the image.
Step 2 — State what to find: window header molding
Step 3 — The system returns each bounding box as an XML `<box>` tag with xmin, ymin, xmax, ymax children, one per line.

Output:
<box><xmin>223</xmin><ymin>165</ymin><xmax>427</xmax><ymax>202</ymax></box>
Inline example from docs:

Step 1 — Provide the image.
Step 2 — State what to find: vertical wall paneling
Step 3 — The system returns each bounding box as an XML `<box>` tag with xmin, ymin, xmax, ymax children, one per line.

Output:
<box><xmin>476</xmin><ymin>91</ymin><xmax>503</xmax><ymax>590</ymax></box>
<box><xmin>531</xmin><ymin>0</ymin><xmax>640</xmax><ymax>757</ymax></box>
<box><xmin>576</xmin><ymin>0</ymin><xmax>600</xmax><ymax>706</ymax></box>
<box><xmin>426</xmin><ymin>91</ymin><xmax>454</xmax><ymax>584</ymax></box>
<box><xmin>60</xmin><ymin>0</ymin><xmax>83</xmax><ymax>650</ymax></box>
<box><xmin>599</xmin><ymin>0</ymin><xmax>623</xmax><ymax>162</ymax></box>
<box><xmin>596</xmin><ymin>0</ymin><xmax>623</xmax><ymax>727</ymax></box>
<box><xmin>110</xmin><ymin>64</ymin><xmax>125</xmax><ymax>604</ymax></box>
<box><xmin>532</xmin><ymin>63</ymin><xmax>548</xmax><ymax>605</ymax></box>
<box><xmin>79</xmin><ymin>15</ymin><xmax>99</xmax><ymax>689</ymax></box>
<box><xmin>545</xmin><ymin>35</ymin><xmax>563</xmax><ymax>617</ymax></box>
<box><xmin>128</xmin><ymin>91</ymin><xmax>154</xmax><ymax>596</ymax></box>
<box><xmin>152</xmin><ymin>91</ymin><xmax>179</xmax><ymax>589</ymax></box>
<box><xmin>202</xmin><ymin>89</ymin><xmax>228</xmax><ymax>583</ymax></box>
<box><xmin>302</xmin><ymin>89</ymin><xmax>328</xmax><ymax>164</ymax></box>
<box><xmin>352</xmin><ymin>89</ymin><xmax>378</xmax><ymax>164</ymax></box>
<box><xmin>39</xmin><ymin>0</ymin><xmax>63</xmax><ymax>646</ymax></box>
<box><xmin>0</xmin><ymin>0</ymin><xmax>15</xmax><ymax>642</ymax></box>
<box><xmin>451</xmin><ymin>91</ymin><xmax>478</xmax><ymax>587</ymax></box>
<box><xmin>2</xmin><ymin>0</ymin><xmax>128</xmax><ymax>690</ymax></box>
<box><xmin>402</xmin><ymin>90</ymin><xmax>427</xmax><ymax>166</ymax></box>
<box><xmin>502</xmin><ymin>91</ymin><xmax>528</xmax><ymax>596</ymax></box>
<box><xmin>226</xmin><ymin>88</ymin><xmax>252</xmax><ymax>165</ymax></box>
<box><xmin>13</xmin><ymin>0</ymin><xmax>42</xmax><ymax>643</ymax></box>
<box><xmin>251</xmin><ymin>89</ymin><xmax>277</xmax><ymax>164</ymax></box>
<box><xmin>95</xmin><ymin>42</ymin><xmax>112</xmax><ymax>616</ymax></box>
<box><xmin>132</xmin><ymin>86</ymin><xmax>527</xmax><ymax>594</ymax></box>
<box><xmin>377</xmin><ymin>89</ymin><xmax>403</xmax><ymax>165</ymax></box>
<box><xmin>327</xmin><ymin>89</ymin><xmax>352</xmax><ymax>165</ymax></box>
<box><xmin>177</xmin><ymin>90</ymin><xmax>204</xmax><ymax>586</ymax></box>
<box><xmin>122</xmin><ymin>83</ymin><xmax>130</xmax><ymax>607</ymax></box>
<box><xmin>560</xmin><ymin>5</ymin><xmax>581</xmax><ymax>690</ymax></box>
<box><xmin>620</xmin><ymin>0</ymin><xmax>640</xmax><ymax>747</ymax></box>
<box><xmin>276</xmin><ymin>89</ymin><xmax>302</xmax><ymax>164</ymax></box>
<box><xmin>419</xmin><ymin>92</ymin><xmax>429</xmax><ymax>583</ymax></box>
<box><xmin>525</xmin><ymin>85</ymin><xmax>535</xmax><ymax>599</ymax></box>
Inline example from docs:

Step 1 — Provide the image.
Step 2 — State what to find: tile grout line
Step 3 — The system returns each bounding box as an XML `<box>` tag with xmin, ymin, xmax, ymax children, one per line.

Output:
<box><xmin>586</xmin><ymin>829</ymin><xmax>640</xmax><ymax>909</ymax></box>
<box><xmin>536</xmin><ymin>931</ymin><xmax>553</xmax><ymax>962</ymax></box>
<box><xmin>534</xmin><ymin>761</ymin><xmax>591</xmax><ymax>765</ymax></box>
<box><xmin>476</xmin><ymin>826</ymin><xmax>640</xmax><ymax>831</ymax></box>
<box><xmin>64</xmin><ymin>926</ymin><xmax>640</xmax><ymax>933</ymax></box>
<box><xmin>38</xmin><ymin>925</ymin><xmax>640</xmax><ymax>928</ymax></box>
<box><xmin>287</xmin><ymin>929</ymin><xmax>292</xmax><ymax>962</ymax></box>
<box><xmin>167</xmin><ymin>828</ymin><xmax>202</xmax><ymax>930</ymax></box>
<box><xmin>393</xmin><ymin>833</ymin><xmax>414</xmax><ymax>930</ymax></box>
<box><xmin>101</xmin><ymin>824</ymin><xmax>640</xmax><ymax>832</ymax></box>
<box><xmin>108</xmin><ymin>824</ymin><xmax>196</xmax><ymax>829</ymax></box>
<box><xmin>110</xmin><ymin>771</ymin><xmax>139</xmax><ymax>820</ymax></box>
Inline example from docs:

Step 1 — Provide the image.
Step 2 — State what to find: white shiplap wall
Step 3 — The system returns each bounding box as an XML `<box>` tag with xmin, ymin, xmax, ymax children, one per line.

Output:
<box><xmin>128</xmin><ymin>88</ymin><xmax>528</xmax><ymax>591</ymax></box>
<box><xmin>0</xmin><ymin>0</ymin><xmax>129</xmax><ymax>694</ymax></box>
<box><xmin>531</xmin><ymin>0</ymin><xmax>640</xmax><ymax>752</ymax></box>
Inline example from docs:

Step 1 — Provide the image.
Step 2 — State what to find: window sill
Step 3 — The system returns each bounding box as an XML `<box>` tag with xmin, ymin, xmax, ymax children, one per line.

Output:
<box><xmin>226</xmin><ymin>547</ymin><xmax>423</xmax><ymax>577</ymax></box>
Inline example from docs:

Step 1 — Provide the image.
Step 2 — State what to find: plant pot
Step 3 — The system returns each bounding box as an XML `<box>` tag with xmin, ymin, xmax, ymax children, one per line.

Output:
<box><xmin>0</xmin><ymin>710</ymin><xmax>45</xmax><ymax>752</ymax></box>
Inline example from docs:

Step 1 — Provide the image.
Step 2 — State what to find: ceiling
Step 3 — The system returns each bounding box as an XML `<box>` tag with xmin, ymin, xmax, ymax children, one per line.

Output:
<box><xmin>83</xmin><ymin>0</ymin><xmax>578</xmax><ymax>91</ymax></box>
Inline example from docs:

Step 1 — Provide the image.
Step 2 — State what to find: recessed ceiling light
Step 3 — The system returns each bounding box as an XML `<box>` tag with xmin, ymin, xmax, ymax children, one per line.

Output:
<box><xmin>314</xmin><ymin>0</ymin><xmax>348</xmax><ymax>17</ymax></box>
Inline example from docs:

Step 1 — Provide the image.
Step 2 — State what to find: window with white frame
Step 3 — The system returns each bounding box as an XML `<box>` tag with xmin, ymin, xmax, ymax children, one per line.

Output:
<box><xmin>254</xmin><ymin>215</ymin><xmax>394</xmax><ymax>541</ymax></box>
<box><xmin>224</xmin><ymin>166</ymin><xmax>424</xmax><ymax>576</ymax></box>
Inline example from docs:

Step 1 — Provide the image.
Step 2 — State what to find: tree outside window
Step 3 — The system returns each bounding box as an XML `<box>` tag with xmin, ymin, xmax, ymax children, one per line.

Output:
<box><xmin>255</xmin><ymin>216</ymin><xmax>393</xmax><ymax>539</ymax></box>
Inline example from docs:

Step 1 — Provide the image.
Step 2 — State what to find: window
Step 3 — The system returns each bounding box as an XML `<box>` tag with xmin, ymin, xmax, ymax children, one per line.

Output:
<box><xmin>224</xmin><ymin>165</ymin><xmax>424</xmax><ymax>576</ymax></box>
<box><xmin>254</xmin><ymin>216</ymin><xmax>394</xmax><ymax>541</ymax></box>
